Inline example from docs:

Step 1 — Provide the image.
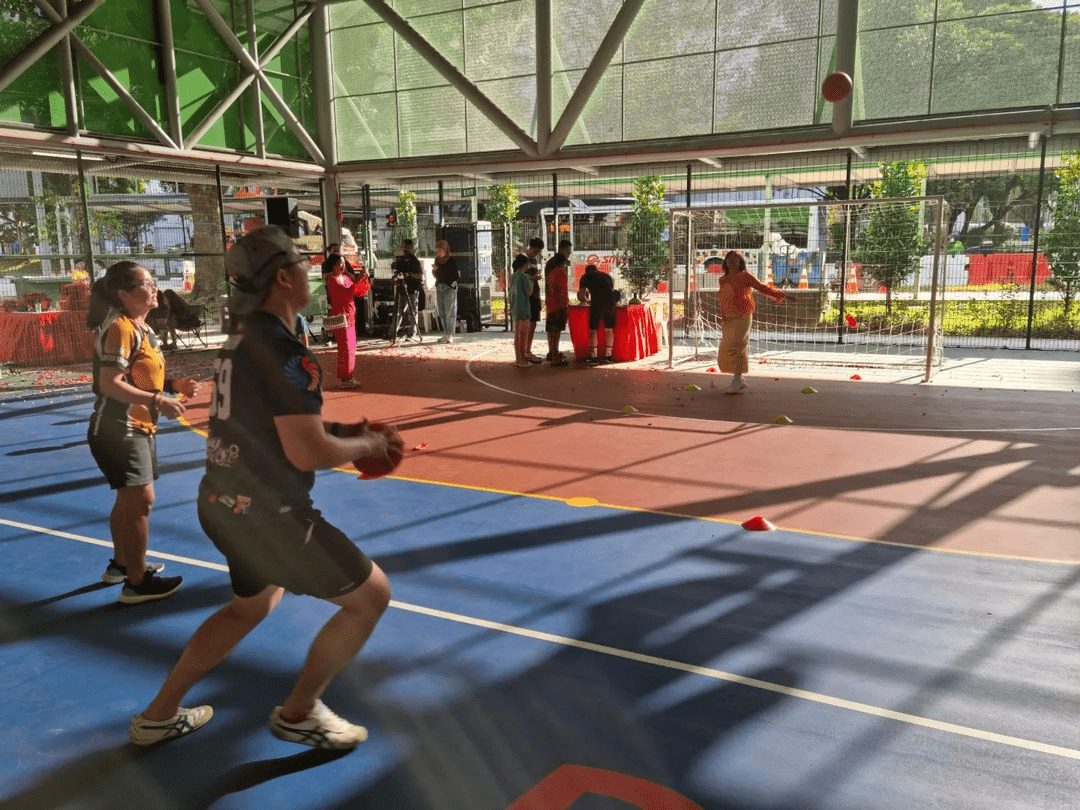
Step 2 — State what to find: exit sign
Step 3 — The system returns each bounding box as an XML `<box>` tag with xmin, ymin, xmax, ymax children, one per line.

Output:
<box><xmin>460</xmin><ymin>187</ymin><xmax>476</xmax><ymax>197</ymax></box>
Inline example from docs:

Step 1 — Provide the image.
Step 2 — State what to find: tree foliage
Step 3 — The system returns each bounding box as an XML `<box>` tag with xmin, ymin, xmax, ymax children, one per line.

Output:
<box><xmin>854</xmin><ymin>160</ymin><xmax>928</xmax><ymax>313</ymax></box>
<box><xmin>485</xmin><ymin>183</ymin><xmax>520</xmax><ymax>274</ymax></box>
<box><xmin>392</xmin><ymin>189</ymin><xmax>417</xmax><ymax>251</ymax></box>
<box><xmin>927</xmin><ymin>173</ymin><xmax>1042</xmax><ymax>250</ymax></box>
<box><xmin>1042</xmin><ymin>151</ymin><xmax>1080</xmax><ymax>316</ymax></box>
<box><xmin>620</xmin><ymin>175</ymin><xmax>669</xmax><ymax>302</ymax></box>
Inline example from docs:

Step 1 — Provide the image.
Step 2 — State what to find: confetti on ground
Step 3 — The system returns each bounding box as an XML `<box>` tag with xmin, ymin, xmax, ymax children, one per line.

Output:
<box><xmin>850</xmin><ymin>374</ymin><xmax>862</xmax><ymax>380</ymax></box>
<box><xmin>412</xmin><ymin>442</ymin><xmax>428</xmax><ymax>451</ymax></box>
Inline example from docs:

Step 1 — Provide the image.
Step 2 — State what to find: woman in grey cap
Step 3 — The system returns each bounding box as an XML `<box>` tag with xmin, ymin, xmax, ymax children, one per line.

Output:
<box><xmin>129</xmin><ymin>225</ymin><xmax>404</xmax><ymax>750</ymax></box>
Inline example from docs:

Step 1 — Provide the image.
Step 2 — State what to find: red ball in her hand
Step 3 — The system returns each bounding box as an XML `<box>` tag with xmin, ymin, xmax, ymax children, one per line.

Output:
<box><xmin>352</xmin><ymin>421</ymin><xmax>404</xmax><ymax>479</ymax></box>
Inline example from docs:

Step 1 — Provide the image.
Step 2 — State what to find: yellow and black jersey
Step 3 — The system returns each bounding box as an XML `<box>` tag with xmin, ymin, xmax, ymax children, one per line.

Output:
<box><xmin>90</xmin><ymin>312</ymin><xmax>165</xmax><ymax>436</ymax></box>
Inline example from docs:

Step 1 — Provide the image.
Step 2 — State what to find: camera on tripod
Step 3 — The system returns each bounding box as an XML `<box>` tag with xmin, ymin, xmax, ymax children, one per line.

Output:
<box><xmin>391</xmin><ymin>258</ymin><xmax>407</xmax><ymax>285</ymax></box>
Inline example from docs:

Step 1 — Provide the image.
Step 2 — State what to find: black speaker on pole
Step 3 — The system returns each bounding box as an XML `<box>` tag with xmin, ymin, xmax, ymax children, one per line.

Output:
<box><xmin>264</xmin><ymin>196</ymin><xmax>297</xmax><ymax>237</ymax></box>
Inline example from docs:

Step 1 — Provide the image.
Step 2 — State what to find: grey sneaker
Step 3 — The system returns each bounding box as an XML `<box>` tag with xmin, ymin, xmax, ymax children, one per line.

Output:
<box><xmin>130</xmin><ymin>705</ymin><xmax>213</xmax><ymax>746</ymax></box>
<box><xmin>102</xmin><ymin>558</ymin><xmax>164</xmax><ymax>584</ymax></box>
<box><xmin>269</xmin><ymin>701</ymin><xmax>368</xmax><ymax>749</ymax></box>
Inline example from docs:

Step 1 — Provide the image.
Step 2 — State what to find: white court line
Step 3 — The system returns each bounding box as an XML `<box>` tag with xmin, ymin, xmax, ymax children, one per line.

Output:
<box><xmin>462</xmin><ymin>347</ymin><xmax>1080</xmax><ymax>434</ymax></box>
<box><xmin>2</xmin><ymin>515</ymin><xmax>1077</xmax><ymax>762</ymax></box>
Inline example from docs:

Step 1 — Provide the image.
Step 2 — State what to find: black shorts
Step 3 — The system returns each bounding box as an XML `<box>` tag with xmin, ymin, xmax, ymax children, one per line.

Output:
<box><xmin>589</xmin><ymin>304</ymin><xmax>616</xmax><ymax>331</ymax></box>
<box><xmin>198</xmin><ymin>487</ymin><xmax>373</xmax><ymax>599</ymax></box>
<box><xmin>545</xmin><ymin>308</ymin><xmax>567</xmax><ymax>332</ymax></box>
<box><xmin>530</xmin><ymin>297</ymin><xmax>541</xmax><ymax>323</ymax></box>
<box><xmin>88</xmin><ymin>425</ymin><xmax>157</xmax><ymax>489</ymax></box>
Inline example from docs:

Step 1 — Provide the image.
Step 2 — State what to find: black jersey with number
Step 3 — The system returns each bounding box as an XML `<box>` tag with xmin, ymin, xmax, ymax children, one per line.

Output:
<box><xmin>202</xmin><ymin>311</ymin><xmax>323</xmax><ymax>506</ymax></box>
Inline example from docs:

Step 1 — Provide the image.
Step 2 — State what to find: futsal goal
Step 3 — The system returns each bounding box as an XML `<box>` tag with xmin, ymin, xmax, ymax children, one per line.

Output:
<box><xmin>667</xmin><ymin>196</ymin><xmax>948</xmax><ymax>381</ymax></box>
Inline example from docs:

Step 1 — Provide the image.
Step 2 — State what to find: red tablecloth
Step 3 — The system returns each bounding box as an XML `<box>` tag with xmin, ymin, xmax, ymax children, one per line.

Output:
<box><xmin>0</xmin><ymin>310</ymin><xmax>96</xmax><ymax>366</ymax></box>
<box><xmin>568</xmin><ymin>303</ymin><xmax>659</xmax><ymax>362</ymax></box>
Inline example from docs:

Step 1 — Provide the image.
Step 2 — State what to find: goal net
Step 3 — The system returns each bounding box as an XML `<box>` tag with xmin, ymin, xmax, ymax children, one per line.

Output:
<box><xmin>668</xmin><ymin>196</ymin><xmax>948</xmax><ymax>380</ymax></box>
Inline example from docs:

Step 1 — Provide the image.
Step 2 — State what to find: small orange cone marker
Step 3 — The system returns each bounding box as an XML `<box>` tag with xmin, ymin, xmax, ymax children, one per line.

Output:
<box><xmin>741</xmin><ymin>515</ymin><xmax>777</xmax><ymax>531</ymax></box>
<box><xmin>773</xmin><ymin>414</ymin><xmax>794</xmax><ymax>424</ymax></box>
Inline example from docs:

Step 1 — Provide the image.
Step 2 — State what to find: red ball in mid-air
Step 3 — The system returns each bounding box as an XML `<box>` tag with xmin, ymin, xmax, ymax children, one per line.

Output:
<box><xmin>821</xmin><ymin>71</ymin><xmax>852</xmax><ymax>103</ymax></box>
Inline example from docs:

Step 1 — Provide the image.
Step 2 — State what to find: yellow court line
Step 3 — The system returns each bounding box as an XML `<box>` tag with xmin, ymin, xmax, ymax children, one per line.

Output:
<box><xmin>353</xmin><ymin>470</ymin><xmax>1078</xmax><ymax>567</ymax></box>
<box><xmin>1</xmin><ymin>516</ymin><xmax>1077</xmax><ymax>763</ymax></box>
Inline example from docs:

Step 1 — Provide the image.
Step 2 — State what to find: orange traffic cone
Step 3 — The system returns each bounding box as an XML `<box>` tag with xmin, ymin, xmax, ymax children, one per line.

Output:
<box><xmin>845</xmin><ymin>264</ymin><xmax>859</xmax><ymax>294</ymax></box>
<box><xmin>798</xmin><ymin>264</ymin><xmax>809</xmax><ymax>289</ymax></box>
<box><xmin>741</xmin><ymin>515</ymin><xmax>777</xmax><ymax>531</ymax></box>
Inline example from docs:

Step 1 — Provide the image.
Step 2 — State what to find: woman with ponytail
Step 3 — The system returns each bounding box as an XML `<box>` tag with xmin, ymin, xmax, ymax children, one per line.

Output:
<box><xmin>87</xmin><ymin>261</ymin><xmax>199</xmax><ymax>603</ymax></box>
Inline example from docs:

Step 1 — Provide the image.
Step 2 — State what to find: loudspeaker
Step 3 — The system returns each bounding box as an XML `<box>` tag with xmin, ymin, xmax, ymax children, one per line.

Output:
<box><xmin>264</xmin><ymin>196</ymin><xmax>297</xmax><ymax>237</ymax></box>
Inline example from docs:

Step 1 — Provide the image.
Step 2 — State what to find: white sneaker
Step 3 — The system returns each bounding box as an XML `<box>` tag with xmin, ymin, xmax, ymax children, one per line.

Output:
<box><xmin>269</xmin><ymin>701</ymin><xmax>368</xmax><ymax>749</ymax></box>
<box><xmin>130</xmin><ymin>705</ymin><xmax>213</xmax><ymax>745</ymax></box>
<box><xmin>437</xmin><ymin>335</ymin><xmax>450</xmax><ymax>343</ymax></box>
<box><xmin>725</xmin><ymin>378</ymin><xmax>748</xmax><ymax>394</ymax></box>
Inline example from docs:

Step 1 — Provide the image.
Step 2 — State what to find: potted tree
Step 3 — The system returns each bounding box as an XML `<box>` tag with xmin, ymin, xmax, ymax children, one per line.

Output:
<box><xmin>620</xmin><ymin>175</ymin><xmax>669</xmax><ymax>303</ymax></box>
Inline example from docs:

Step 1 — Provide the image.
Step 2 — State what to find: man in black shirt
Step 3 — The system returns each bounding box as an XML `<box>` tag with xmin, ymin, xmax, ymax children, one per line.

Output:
<box><xmin>390</xmin><ymin>238</ymin><xmax>424</xmax><ymax>344</ymax></box>
<box><xmin>577</xmin><ymin>263</ymin><xmax>616</xmax><ymax>364</ymax></box>
<box><xmin>129</xmin><ymin>225</ymin><xmax>404</xmax><ymax>749</ymax></box>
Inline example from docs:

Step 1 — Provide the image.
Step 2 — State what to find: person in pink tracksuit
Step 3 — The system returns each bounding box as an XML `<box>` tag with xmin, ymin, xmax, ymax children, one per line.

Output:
<box><xmin>323</xmin><ymin>254</ymin><xmax>362</xmax><ymax>388</ymax></box>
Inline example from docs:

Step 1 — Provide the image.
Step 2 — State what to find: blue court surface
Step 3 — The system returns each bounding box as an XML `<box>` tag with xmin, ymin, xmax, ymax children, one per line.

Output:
<box><xmin>1</xmin><ymin>388</ymin><xmax>1077</xmax><ymax>810</ymax></box>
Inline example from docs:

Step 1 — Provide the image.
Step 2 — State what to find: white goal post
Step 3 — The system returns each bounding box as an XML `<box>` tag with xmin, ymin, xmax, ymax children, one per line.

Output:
<box><xmin>667</xmin><ymin>196</ymin><xmax>948</xmax><ymax>382</ymax></box>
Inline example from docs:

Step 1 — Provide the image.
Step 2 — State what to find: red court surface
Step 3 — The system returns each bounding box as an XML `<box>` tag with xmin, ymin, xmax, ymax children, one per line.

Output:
<box><xmin>181</xmin><ymin>342</ymin><xmax>1080</xmax><ymax>565</ymax></box>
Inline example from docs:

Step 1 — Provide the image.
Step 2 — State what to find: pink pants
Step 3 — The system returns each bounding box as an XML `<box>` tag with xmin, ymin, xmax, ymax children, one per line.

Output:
<box><xmin>335</xmin><ymin>323</ymin><xmax>356</xmax><ymax>381</ymax></box>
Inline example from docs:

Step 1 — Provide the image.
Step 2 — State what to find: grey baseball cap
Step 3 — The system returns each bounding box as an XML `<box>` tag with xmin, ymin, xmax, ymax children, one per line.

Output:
<box><xmin>225</xmin><ymin>225</ymin><xmax>302</xmax><ymax>317</ymax></box>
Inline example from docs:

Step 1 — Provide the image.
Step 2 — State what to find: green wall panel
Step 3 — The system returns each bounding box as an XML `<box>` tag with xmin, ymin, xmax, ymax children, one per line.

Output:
<box><xmin>0</xmin><ymin>59</ymin><xmax>66</xmax><ymax>129</ymax></box>
<box><xmin>175</xmin><ymin>52</ymin><xmax>253</xmax><ymax>152</ymax></box>
<box><xmin>77</xmin><ymin>38</ymin><xmax>166</xmax><ymax>140</ymax></box>
<box><xmin>171</xmin><ymin>1</ymin><xmax>234</xmax><ymax>60</ymax></box>
<box><xmin>83</xmin><ymin>0</ymin><xmax>157</xmax><ymax>41</ymax></box>
<box><xmin>261</xmin><ymin>74</ymin><xmax>309</xmax><ymax>159</ymax></box>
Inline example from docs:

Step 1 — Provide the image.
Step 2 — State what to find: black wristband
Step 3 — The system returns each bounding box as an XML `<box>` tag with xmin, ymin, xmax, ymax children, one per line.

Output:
<box><xmin>327</xmin><ymin>421</ymin><xmax>343</xmax><ymax>437</ymax></box>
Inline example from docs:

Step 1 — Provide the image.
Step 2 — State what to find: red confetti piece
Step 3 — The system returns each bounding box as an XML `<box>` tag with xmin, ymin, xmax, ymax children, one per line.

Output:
<box><xmin>412</xmin><ymin>442</ymin><xmax>428</xmax><ymax>451</ymax></box>
<box><xmin>850</xmin><ymin>374</ymin><xmax>862</xmax><ymax>380</ymax></box>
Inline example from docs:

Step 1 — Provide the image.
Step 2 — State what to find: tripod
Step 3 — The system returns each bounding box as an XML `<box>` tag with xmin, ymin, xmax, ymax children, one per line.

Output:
<box><xmin>390</xmin><ymin>278</ymin><xmax>422</xmax><ymax>344</ymax></box>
